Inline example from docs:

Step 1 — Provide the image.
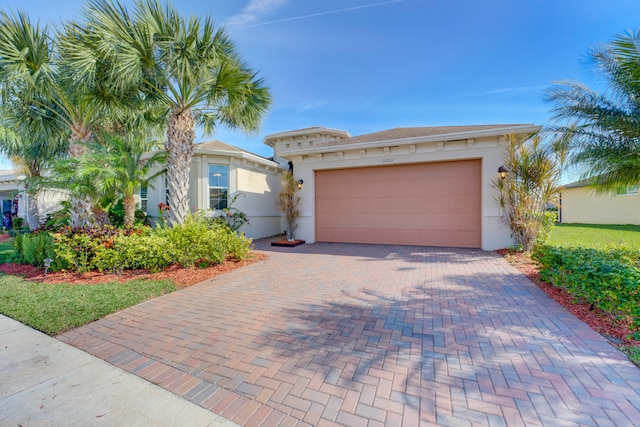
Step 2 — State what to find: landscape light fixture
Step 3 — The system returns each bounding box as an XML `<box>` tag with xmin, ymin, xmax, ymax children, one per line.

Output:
<box><xmin>43</xmin><ymin>258</ymin><xmax>53</xmax><ymax>277</ymax></box>
<box><xmin>296</xmin><ymin>179</ymin><xmax>304</xmax><ymax>190</ymax></box>
<box><xmin>498</xmin><ymin>166</ymin><xmax>507</xmax><ymax>179</ymax></box>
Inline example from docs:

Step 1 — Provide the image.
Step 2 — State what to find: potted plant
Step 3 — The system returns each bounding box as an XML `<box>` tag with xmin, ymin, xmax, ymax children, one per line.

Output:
<box><xmin>275</xmin><ymin>170</ymin><xmax>303</xmax><ymax>246</ymax></box>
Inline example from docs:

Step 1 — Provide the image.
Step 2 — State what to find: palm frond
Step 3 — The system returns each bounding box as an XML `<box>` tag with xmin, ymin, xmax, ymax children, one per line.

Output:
<box><xmin>548</xmin><ymin>30</ymin><xmax>640</xmax><ymax>194</ymax></box>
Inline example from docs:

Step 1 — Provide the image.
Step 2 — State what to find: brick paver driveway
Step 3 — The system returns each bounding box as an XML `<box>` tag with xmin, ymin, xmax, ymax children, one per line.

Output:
<box><xmin>59</xmin><ymin>241</ymin><xmax>640</xmax><ymax>426</ymax></box>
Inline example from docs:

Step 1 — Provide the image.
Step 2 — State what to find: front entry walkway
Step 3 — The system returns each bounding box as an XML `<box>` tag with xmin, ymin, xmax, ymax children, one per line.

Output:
<box><xmin>58</xmin><ymin>242</ymin><xmax>640</xmax><ymax>426</ymax></box>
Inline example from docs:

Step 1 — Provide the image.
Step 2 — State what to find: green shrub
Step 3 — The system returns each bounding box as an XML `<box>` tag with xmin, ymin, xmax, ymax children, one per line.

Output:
<box><xmin>533</xmin><ymin>245</ymin><xmax>640</xmax><ymax>335</ymax></box>
<box><xmin>53</xmin><ymin>231</ymin><xmax>97</xmax><ymax>272</ymax></box>
<box><xmin>224</xmin><ymin>229</ymin><xmax>253</xmax><ymax>260</ymax></box>
<box><xmin>162</xmin><ymin>215</ymin><xmax>227</xmax><ymax>268</ymax></box>
<box><xmin>12</xmin><ymin>217</ymin><xmax>24</xmax><ymax>230</ymax></box>
<box><xmin>47</xmin><ymin>215</ymin><xmax>253</xmax><ymax>273</ymax></box>
<box><xmin>91</xmin><ymin>232</ymin><xmax>173</xmax><ymax>273</ymax></box>
<box><xmin>12</xmin><ymin>233</ymin><xmax>24</xmax><ymax>263</ymax></box>
<box><xmin>20</xmin><ymin>232</ymin><xmax>55</xmax><ymax>267</ymax></box>
<box><xmin>534</xmin><ymin>211</ymin><xmax>557</xmax><ymax>249</ymax></box>
<box><xmin>51</xmin><ymin>226</ymin><xmax>142</xmax><ymax>272</ymax></box>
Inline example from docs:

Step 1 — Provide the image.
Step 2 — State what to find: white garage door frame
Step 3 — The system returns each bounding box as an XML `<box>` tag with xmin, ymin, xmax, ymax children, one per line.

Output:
<box><xmin>314</xmin><ymin>159</ymin><xmax>482</xmax><ymax>248</ymax></box>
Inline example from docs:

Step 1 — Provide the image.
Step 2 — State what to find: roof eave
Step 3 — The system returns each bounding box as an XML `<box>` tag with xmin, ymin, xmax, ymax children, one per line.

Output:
<box><xmin>194</xmin><ymin>147</ymin><xmax>284</xmax><ymax>169</ymax></box>
<box><xmin>263</xmin><ymin>127</ymin><xmax>351</xmax><ymax>147</ymax></box>
<box><xmin>277</xmin><ymin>124</ymin><xmax>542</xmax><ymax>157</ymax></box>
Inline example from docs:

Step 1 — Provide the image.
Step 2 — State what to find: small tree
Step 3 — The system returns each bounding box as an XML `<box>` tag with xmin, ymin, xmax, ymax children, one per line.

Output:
<box><xmin>72</xmin><ymin>135</ymin><xmax>166</xmax><ymax>227</ymax></box>
<box><xmin>495</xmin><ymin>133</ymin><xmax>567</xmax><ymax>252</ymax></box>
<box><xmin>278</xmin><ymin>170</ymin><xmax>301</xmax><ymax>241</ymax></box>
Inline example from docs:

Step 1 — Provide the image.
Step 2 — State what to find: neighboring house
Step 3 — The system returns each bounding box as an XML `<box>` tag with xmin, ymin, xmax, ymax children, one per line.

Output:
<box><xmin>0</xmin><ymin>170</ymin><xmax>62</xmax><ymax>228</ymax></box>
<box><xmin>143</xmin><ymin>140</ymin><xmax>286</xmax><ymax>239</ymax></box>
<box><xmin>560</xmin><ymin>180</ymin><xmax>640</xmax><ymax>225</ymax></box>
<box><xmin>264</xmin><ymin>124</ymin><xmax>541</xmax><ymax>250</ymax></box>
<box><xmin>0</xmin><ymin>170</ymin><xmax>23</xmax><ymax>222</ymax></box>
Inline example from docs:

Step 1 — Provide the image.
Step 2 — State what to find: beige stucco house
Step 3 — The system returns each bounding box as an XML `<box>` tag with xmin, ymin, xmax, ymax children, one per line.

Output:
<box><xmin>144</xmin><ymin>140</ymin><xmax>286</xmax><ymax>239</ymax></box>
<box><xmin>560</xmin><ymin>181</ymin><xmax>640</xmax><ymax>225</ymax></box>
<box><xmin>5</xmin><ymin>124</ymin><xmax>548</xmax><ymax>249</ymax></box>
<box><xmin>0</xmin><ymin>170</ymin><xmax>63</xmax><ymax>228</ymax></box>
<box><xmin>264</xmin><ymin>124</ymin><xmax>541</xmax><ymax>250</ymax></box>
<box><xmin>0</xmin><ymin>170</ymin><xmax>23</xmax><ymax>221</ymax></box>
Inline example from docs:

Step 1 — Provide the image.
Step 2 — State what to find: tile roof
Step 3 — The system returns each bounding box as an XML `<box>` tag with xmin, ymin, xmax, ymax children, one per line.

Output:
<box><xmin>195</xmin><ymin>140</ymin><xmax>245</xmax><ymax>153</ymax></box>
<box><xmin>195</xmin><ymin>140</ymin><xmax>279</xmax><ymax>165</ymax></box>
<box><xmin>315</xmin><ymin>125</ymin><xmax>529</xmax><ymax>147</ymax></box>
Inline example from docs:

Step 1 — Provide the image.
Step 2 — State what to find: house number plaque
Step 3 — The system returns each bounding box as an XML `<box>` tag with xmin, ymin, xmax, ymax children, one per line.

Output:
<box><xmin>382</xmin><ymin>157</ymin><xmax>394</xmax><ymax>163</ymax></box>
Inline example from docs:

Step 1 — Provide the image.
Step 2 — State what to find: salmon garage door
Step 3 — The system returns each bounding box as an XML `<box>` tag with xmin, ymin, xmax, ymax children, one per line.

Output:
<box><xmin>315</xmin><ymin>160</ymin><xmax>481</xmax><ymax>247</ymax></box>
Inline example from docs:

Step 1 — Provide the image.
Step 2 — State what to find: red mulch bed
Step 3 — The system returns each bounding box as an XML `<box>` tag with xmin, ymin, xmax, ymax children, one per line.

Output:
<box><xmin>0</xmin><ymin>253</ymin><xmax>267</xmax><ymax>287</ymax></box>
<box><xmin>497</xmin><ymin>249</ymin><xmax>640</xmax><ymax>347</ymax></box>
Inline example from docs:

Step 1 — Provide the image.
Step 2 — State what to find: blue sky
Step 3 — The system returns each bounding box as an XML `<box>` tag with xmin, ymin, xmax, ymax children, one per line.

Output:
<box><xmin>2</xmin><ymin>0</ymin><xmax>640</xmax><ymax>168</ymax></box>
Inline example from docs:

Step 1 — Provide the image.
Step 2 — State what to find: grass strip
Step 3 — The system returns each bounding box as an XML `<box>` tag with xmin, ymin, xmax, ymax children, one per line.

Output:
<box><xmin>548</xmin><ymin>223</ymin><xmax>640</xmax><ymax>249</ymax></box>
<box><xmin>0</xmin><ymin>274</ymin><xmax>178</xmax><ymax>335</ymax></box>
<box><xmin>619</xmin><ymin>346</ymin><xmax>640</xmax><ymax>367</ymax></box>
<box><xmin>0</xmin><ymin>239</ymin><xmax>14</xmax><ymax>264</ymax></box>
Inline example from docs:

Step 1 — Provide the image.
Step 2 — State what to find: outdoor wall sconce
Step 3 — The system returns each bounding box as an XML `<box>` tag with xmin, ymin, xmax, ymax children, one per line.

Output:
<box><xmin>296</xmin><ymin>179</ymin><xmax>304</xmax><ymax>190</ymax></box>
<box><xmin>498</xmin><ymin>166</ymin><xmax>507</xmax><ymax>179</ymax></box>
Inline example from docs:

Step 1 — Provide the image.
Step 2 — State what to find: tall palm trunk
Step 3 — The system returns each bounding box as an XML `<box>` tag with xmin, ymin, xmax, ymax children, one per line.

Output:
<box><xmin>26</xmin><ymin>190</ymin><xmax>39</xmax><ymax>230</ymax></box>
<box><xmin>67</xmin><ymin>120</ymin><xmax>97</xmax><ymax>228</ymax></box>
<box><xmin>123</xmin><ymin>193</ymin><xmax>136</xmax><ymax>227</ymax></box>
<box><xmin>165</xmin><ymin>109</ymin><xmax>195</xmax><ymax>226</ymax></box>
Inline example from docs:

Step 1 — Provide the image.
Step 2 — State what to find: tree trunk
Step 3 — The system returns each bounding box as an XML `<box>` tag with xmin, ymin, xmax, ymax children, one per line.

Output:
<box><xmin>123</xmin><ymin>194</ymin><xmax>136</xmax><ymax>227</ymax></box>
<box><xmin>69</xmin><ymin>197</ymin><xmax>97</xmax><ymax>228</ymax></box>
<box><xmin>165</xmin><ymin>109</ymin><xmax>196</xmax><ymax>226</ymax></box>
<box><xmin>67</xmin><ymin>130</ymin><xmax>95</xmax><ymax>227</ymax></box>
<box><xmin>26</xmin><ymin>191</ymin><xmax>39</xmax><ymax>231</ymax></box>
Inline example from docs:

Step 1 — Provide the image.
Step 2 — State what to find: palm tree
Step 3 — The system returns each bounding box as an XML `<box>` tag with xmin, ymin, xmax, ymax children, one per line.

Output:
<box><xmin>0</xmin><ymin>12</ymin><xmax>68</xmax><ymax>229</ymax></box>
<box><xmin>0</xmin><ymin>10</ymin><xmax>163</xmax><ymax>228</ymax></box>
<box><xmin>547</xmin><ymin>30</ymin><xmax>640</xmax><ymax>192</ymax></box>
<box><xmin>65</xmin><ymin>0</ymin><xmax>271</xmax><ymax>226</ymax></box>
<box><xmin>0</xmin><ymin>10</ymin><xmax>99</xmax><ymax>227</ymax></box>
<box><xmin>73</xmin><ymin>135</ymin><xmax>166</xmax><ymax>227</ymax></box>
<box><xmin>0</xmin><ymin>126</ymin><xmax>67</xmax><ymax>229</ymax></box>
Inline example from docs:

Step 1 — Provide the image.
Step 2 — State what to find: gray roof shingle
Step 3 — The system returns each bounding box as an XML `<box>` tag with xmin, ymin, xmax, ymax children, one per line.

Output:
<box><xmin>314</xmin><ymin>124</ymin><xmax>529</xmax><ymax>148</ymax></box>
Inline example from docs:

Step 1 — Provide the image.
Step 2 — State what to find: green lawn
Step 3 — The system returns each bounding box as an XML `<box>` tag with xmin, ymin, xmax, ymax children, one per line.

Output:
<box><xmin>0</xmin><ymin>274</ymin><xmax>178</xmax><ymax>335</ymax></box>
<box><xmin>0</xmin><ymin>239</ymin><xmax>14</xmax><ymax>264</ymax></box>
<box><xmin>0</xmin><ymin>237</ymin><xmax>179</xmax><ymax>335</ymax></box>
<box><xmin>619</xmin><ymin>346</ymin><xmax>640</xmax><ymax>367</ymax></box>
<box><xmin>548</xmin><ymin>223</ymin><xmax>640</xmax><ymax>249</ymax></box>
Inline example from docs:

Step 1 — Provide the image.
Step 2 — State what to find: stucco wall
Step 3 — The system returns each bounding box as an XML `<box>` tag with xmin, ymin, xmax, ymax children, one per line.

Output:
<box><xmin>277</xmin><ymin>136</ymin><xmax>513</xmax><ymax>250</ymax></box>
<box><xmin>234</xmin><ymin>167</ymin><xmax>284</xmax><ymax>238</ymax></box>
<box><xmin>561</xmin><ymin>187</ymin><xmax>640</xmax><ymax>225</ymax></box>
<box><xmin>145</xmin><ymin>153</ymin><xmax>284</xmax><ymax>239</ymax></box>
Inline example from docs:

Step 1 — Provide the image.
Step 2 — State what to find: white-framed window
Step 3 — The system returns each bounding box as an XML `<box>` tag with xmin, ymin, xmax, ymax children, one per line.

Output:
<box><xmin>139</xmin><ymin>185</ymin><xmax>148</xmax><ymax>214</ymax></box>
<box><xmin>616</xmin><ymin>185</ymin><xmax>638</xmax><ymax>196</ymax></box>
<box><xmin>209</xmin><ymin>164</ymin><xmax>229</xmax><ymax>210</ymax></box>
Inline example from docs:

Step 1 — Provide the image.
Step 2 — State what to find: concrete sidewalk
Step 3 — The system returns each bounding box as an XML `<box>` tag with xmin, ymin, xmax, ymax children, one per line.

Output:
<box><xmin>0</xmin><ymin>315</ymin><xmax>237</xmax><ymax>427</ymax></box>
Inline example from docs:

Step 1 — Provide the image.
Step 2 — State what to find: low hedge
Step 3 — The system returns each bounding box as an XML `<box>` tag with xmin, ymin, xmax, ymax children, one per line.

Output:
<box><xmin>533</xmin><ymin>245</ymin><xmax>640</xmax><ymax>337</ymax></box>
<box><xmin>13</xmin><ymin>214</ymin><xmax>253</xmax><ymax>274</ymax></box>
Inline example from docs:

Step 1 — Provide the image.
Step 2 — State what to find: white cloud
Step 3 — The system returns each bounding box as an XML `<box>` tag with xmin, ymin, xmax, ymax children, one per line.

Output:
<box><xmin>228</xmin><ymin>0</ymin><xmax>406</xmax><ymax>29</ymax></box>
<box><xmin>467</xmin><ymin>85</ymin><xmax>548</xmax><ymax>97</ymax></box>
<box><xmin>224</xmin><ymin>0</ymin><xmax>288</xmax><ymax>29</ymax></box>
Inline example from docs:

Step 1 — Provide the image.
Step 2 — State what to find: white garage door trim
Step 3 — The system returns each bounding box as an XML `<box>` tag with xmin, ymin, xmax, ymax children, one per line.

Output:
<box><xmin>315</xmin><ymin>159</ymin><xmax>482</xmax><ymax>248</ymax></box>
